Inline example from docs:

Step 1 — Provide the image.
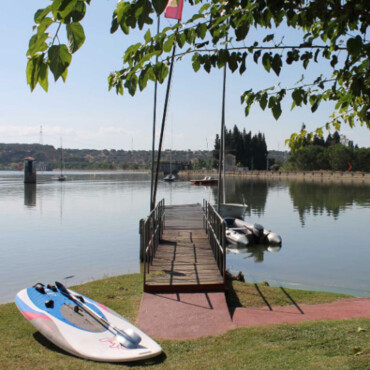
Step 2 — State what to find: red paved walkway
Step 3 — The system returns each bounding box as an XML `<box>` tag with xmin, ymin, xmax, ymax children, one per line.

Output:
<box><xmin>137</xmin><ymin>293</ymin><xmax>370</xmax><ymax>340</ymax></box>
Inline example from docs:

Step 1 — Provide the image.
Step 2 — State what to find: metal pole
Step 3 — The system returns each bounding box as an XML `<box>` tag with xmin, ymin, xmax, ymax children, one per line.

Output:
<box><xmin>217</xmin><ymin>32</ymin><xmax>228</xmax><ymax>211</ymax></box>
<box><xmin>152</xmin><ymin>33</ymin><xmax>178</xmax><ymax>210</ymax></box>
<box><xmin>150</xmin><ymin>16</ymin><xmax>160</xmax><ymax>211</ymax></box>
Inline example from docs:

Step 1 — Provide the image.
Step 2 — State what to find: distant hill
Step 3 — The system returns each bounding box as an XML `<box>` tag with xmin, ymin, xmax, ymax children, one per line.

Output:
<box><xmin>0</xmin><ymin>143</ymin><xmax>212</xmax><ymax>170</ymax></box>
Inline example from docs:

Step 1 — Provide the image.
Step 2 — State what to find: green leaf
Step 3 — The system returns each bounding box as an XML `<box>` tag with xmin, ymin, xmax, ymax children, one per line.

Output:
<box><xmin>153</xmin><ymin>63</ymin><xmax>168</xmax><ymax>83</ymax></box>
<box><xmin>48</xmin><ymin>45</ymin><xmax>72</xmax><ymax>81</ymax></box>
<box><xmin>61</xmin><ymin>0</ymin><xmax>86</xmax><ymax>24</ymax></box>
<box><xmin>37</xmin><ymin>17</ymin><xmax>53</xmax><ymax>35</ymax></box>
<box><xmin>124</xmin><ymin>74</ymin><xmax>138</xmax><ymax>96</ymax></box>
<box><xmin>228</xmin><ymin>52</ymin><xmax>238</xmax><ymax>72</ymax></box>
<box><xmin>192</xmin><ymin>54</ymin><xmax>201</xmax><ymax>72</ymax></box>
<box><xmin>27</xmin><ymin>33</ymin><xmax>48</xmax><ymax>57</ymax></box>
<box><xmin>197</xmin><ymin>23</ymin><xmax>207</xmax><ymax>39</ymax></box>
<box><xmin>185</xmin><ymin>29</ymin><xmax>196</xmax><ymax>44</ymax></box>
<box><xmin>38</xmin><ymin>59</ymin><xmax>49</xmax><ymax>92</ymax></box>
<box><xmin>259</xmin><ymin>92</ymin><xmax>268</xmax><ymax>110</ymax></box>
<box><xmin>144</xmin><ymin>29</ymin><xmax>151</xmax><ymax>43</ymax></box>
<box><xmin>152</xmin><ymin>0</ymin><xmax>167</xmax><ymax>15</ymax></box>
<box><xmin>239</xmin><ymin>53</ymin><xmax>247</xmax><ymax>74</ymax></box>
<box><xmin>137</xmin><ymin>0</ymin><xmax>153</xmax><ymax>29</ymax></box>
<box><xmin>177</xmin><ymin>33</ymin><xmax>186</xmax><ymax>48</ymax></box>
<box><xmin>271</xmin><ymin>54</ymin><xmax>282</xmax><ymax>76</ymax></box>
<box><xmin>263</xmin><ymin>34</ymin><xmax>274</xmax><ymax>42</ymax></box>
<box><xmin>26</xmin><ymin>57</ymin><xmax>40</xmax><ymax>92</ymax></box>
<box><xmin>138</xmin><ymin>69</ymin><xmax>149</xmax><ymax>91</ymax></box>
<box><xmin>110</xmin><ymin>17</ymin><xmax>119</xmax><ymax>34</ymax></box>
<box><xmin>66</xmin><ymin>22</ymin><xmax>85</xmax><ymax>53</ymax></box>
<box><xmin>253</xmin><ymin>50</ymin><xmax>261</xmax><ymax>64</ymax></box>
<box><xmin>262</xmin><ymin>53</ymin><xmax>271</xmax><ymax>72</ymax></box>
<box><xmin>116</xmin><ymin>79</ymin><xmax>124</xmax><ymax>95</ymax></box>
<box><xmin>311</xmin><ymin>96</ymin><xmax>321</xmax><ymax>113</ymax></box>
<box><xmin>292</xmin><ymin>88</ymin><xmax>303</xmax><ymax>107</ymax></box>
<box><xmin>244</xmin><ymin>104</ymin><xmax>251</xmax><ymax>117</ymax></box>
<box><xmin>108</xmin><ymin>73</ymin><xmax>115</xmax><ymax>91</ymax></box>
<box><xmin>235</xmin><ymin>20</ymin><xmax>249</xmax><ymax>41</ymax></box>
<box><xmin>272</xmin><ymin>103</ymin><xmax>282</xmax><ymax>120</ymax></box>
<box><xmin>34</xmin><ymin>6</ymin><xmax>52</xmax><ymax>24</ymax></box>
<box><xmin>163</xmin><ymin>35</ymin><xmax>174</xmax><ymax>53</ymax></box>
<box><xmin>61</xmin><ymin>67</ymin><xmax>68</xmax><ymax>82</ymax></box>
<box><xmin>199</xmin><ymin>4</ymin><xmax>210</xmax><ymax>13</ymax></box>
<box><xmin>347</xmin><ymin>36</ymin><xmax>362</xmax><ymax>58</ymax></box>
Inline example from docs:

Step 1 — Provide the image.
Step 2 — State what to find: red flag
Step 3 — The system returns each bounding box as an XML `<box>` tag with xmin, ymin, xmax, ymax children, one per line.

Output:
<box><xmin>165</xmin><ymin>0</ymin><xmax>184</xmax><ymax>20</ymax></box>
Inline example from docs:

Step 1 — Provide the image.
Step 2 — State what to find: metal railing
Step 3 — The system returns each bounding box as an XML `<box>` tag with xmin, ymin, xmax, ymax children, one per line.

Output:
<box><xmin>202</xmin><ymin>199</ymin><xmax>226</xmax><ymax>282</ymax></box>
<box><xmin>139</xmin><ymin>199</ymin><xmax>165</xmax><ymax>287</ymax></box>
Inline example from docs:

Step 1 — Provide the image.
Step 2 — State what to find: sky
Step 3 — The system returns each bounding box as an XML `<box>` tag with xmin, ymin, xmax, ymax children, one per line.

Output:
<box><xmin>0</xmin><ymin>1</ymin><xmax>369</xmax><ymax>151</ymax></box>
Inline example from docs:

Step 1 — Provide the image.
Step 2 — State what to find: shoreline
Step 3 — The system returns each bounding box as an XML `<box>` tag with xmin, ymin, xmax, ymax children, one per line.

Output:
<box><xmin>2</xmin><ymin>168</ymin><xmax>369</xmax><ymax>183</ymax></box>
<box><xmin>179</xmin><ymin>170</ymin><xmax>370</xmax><ymax>183</ymax></box>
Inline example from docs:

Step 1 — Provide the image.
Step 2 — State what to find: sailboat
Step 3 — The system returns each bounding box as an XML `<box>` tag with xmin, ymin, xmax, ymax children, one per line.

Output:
<box><xmin>57</xmin><ymin>139</ymin><xmax>66</xmax><ymax>181</ymax></box>
<box><xmin>163</xmin><ymin>119</ymin><xmax>176</xmax><ymax>182</ymax></box>
<box><xmin>163</xmin><ymin>173</ymin><xmax>176</xmax><ymax>182</ymax></box>
<box><xmin>217</xmin><ymin>37</ymin><xmax>246</xmax><ymax>219</ymax></box>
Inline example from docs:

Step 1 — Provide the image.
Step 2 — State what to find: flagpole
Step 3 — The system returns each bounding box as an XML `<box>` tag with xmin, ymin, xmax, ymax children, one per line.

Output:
<box><xmin>150</xmin><ymin>16</ymin><xmax>160</xmax><ymax>212</ymax></box>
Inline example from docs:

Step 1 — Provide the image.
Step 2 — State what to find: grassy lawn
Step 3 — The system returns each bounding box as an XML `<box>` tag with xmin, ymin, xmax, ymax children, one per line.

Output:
<box><xmin>1</xmin><ymin>274</ymin><xmax>369</xmax><ymax>369</ymax></box>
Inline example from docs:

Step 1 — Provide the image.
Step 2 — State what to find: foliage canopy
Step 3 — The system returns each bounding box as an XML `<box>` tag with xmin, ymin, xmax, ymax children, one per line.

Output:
<box><xmin>27</xmin><ymin>0</ymin><xmax>369</xmax><ymax>149</ymax></box>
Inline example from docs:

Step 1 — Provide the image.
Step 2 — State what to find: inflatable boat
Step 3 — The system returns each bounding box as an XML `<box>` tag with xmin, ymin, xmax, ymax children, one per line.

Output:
<box><xmin>224</xmin><ymin>217</ymin><xmax>282</xmax><ymax>246</ymax></box>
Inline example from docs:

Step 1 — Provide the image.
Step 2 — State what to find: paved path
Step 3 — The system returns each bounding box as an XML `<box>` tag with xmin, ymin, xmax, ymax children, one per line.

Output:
<box><xmin>137</xmin><ymin>293</ymin><xmax>370</xmax><ymax>340</ymax></box>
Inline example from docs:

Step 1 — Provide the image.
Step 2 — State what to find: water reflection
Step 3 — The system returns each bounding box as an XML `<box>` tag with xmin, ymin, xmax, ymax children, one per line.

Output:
<box><xmin>289</xmin><ymin>180</ymin><xmax>370</xmax><ymax>225</ymax></box>
<box><xmin>1</xmin><ymin>171</ymin><xmax>369</xmax><ymax>301</ymax></box>
<box><xmin>24</xmin><ymin>184</ymin><xmax>37</xmax><ymax>207</ymax></box>
<box><xmin>227</xmin><ymin>244</ymin><xmax>281</xmax><ymax>263</ymax></box>
<box><xmin>212</xmin><ymin>178</ymin><xmax>269</xmax><ymax>216</ymax></box>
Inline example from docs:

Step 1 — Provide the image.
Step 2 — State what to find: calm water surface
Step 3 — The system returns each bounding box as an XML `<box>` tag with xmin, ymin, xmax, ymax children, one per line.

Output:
<box><xmin>0</xmin><ymin>171</ymin><xmax>369</xmax><ymax>303</ymax></box>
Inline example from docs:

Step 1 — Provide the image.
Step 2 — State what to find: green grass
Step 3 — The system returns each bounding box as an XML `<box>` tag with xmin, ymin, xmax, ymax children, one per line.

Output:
<box><xmin>1</xmin><ymin>274</ymin><xmax>369</xmax><ymax>369</ymax></box>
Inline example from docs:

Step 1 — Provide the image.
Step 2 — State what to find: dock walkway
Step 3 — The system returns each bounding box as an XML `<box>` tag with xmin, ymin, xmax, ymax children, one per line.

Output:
<box><xmin>144</xmin><ymin>204</ymin><xmax>225</xmax><ymax>293</ymax></box>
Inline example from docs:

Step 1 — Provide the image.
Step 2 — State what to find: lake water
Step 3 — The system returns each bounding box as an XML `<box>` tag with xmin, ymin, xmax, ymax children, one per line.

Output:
<box><xmin>0</xmin><ymin>171</ymin><xmax>369</xmax><ymax>303</ymax></box>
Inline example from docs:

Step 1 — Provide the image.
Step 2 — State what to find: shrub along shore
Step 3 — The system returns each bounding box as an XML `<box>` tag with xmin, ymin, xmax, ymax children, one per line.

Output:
<box><xmin>1</xmin><ymin>274</ymin><xmax>369</xmax><ymax>369</ymax></box>
<box><xmin>179</xmin><ymin>170</ymin><xmax>370</xmax><ymax>183</ymax></box>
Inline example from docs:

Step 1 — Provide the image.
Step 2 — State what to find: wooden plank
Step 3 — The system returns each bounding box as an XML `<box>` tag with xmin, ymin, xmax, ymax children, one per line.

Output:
<box><xmin>144</xmin><ymin>204</ymin><xmax>225</xmax><ymax>293</ymax></box>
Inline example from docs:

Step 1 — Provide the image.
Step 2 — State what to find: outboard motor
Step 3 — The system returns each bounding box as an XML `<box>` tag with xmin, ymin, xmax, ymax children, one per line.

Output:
<box><xmin>252</xmin><ymin>223</ymin><xmax>264</xmax><ymax>241</ymax></box>
<box><xmin>224</xmin><ymin>217</ymin><xmax>236</xmax><ymax>228</ymax></box>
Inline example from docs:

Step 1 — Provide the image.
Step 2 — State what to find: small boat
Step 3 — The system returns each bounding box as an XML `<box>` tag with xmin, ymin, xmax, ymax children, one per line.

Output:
<box><xmin>57</xmin><ymin>139</ymin><xmax>66</xmax><ymax>181</ymax></box>
<box><xmin>225</xmin><ymin>228</ymin><xmax>250</xmax><ymax>247</ymax></box>
<box><xmin>163</xmin><ymin>174</ymin><xmax>176</xmax><ymax>182</ymax></box>
<box><xmin>190</xmin><ymin>176</ymin><xmax>218</xmax><ymax>185</ymax></box>
<box><xmin>233</xmin><ymin>218</ymin><xmax>282</xmax><ymax>245</ymax></box>
<box><xmin>15</xmin><ymin>282</ymin><xmax>162</xmax><ymax>362</ymax></box>
<box><xmin>218</xmin><ymin>202</ymin><xmax>247</xmax><ymax>218</ymax></box>
<box><xmin>224</xmin><ymin>217</ymin><xmax>282</xmax><ymax>246</ymax></box>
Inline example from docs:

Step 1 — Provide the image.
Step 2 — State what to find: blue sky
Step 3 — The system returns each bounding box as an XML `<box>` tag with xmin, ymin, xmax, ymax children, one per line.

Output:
<box><xmin>0</xmin><ymin>1</ymin><xmax>368</xmax><ymax>151</ymax></box>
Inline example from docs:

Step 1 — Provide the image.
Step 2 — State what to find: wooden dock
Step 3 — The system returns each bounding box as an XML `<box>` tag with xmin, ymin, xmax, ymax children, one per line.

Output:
<box><xmin>144</xmin><ymin>204</ymin><xmax>225</xmax><ymax>293</ymax></box>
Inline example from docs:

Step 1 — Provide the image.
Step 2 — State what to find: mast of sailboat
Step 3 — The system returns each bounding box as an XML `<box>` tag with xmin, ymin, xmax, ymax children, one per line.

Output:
<box><xmin>60</xmin><ymin>138</ymin><xmax>64</xmax><ymax>176</ymax></box>
<box><xmin>170</xmin><ymin>117</ymin><xmax>173</xmax><ymax>176</ymax></box>
<box><xmin>217</xmin><ymin>29</ymin><xmax>228</xmax><ymax>211</ymax></box>
<box><xmin>151</xmin><ymin>1</ymin><xmax>183</xmax><ymax>209</ymax></box>
<box><xmin>150</xmin><ymin>16</ymin><xmax>160</xmax><ymax>211</ymax></box>
<box><xmin>152</xmin><ymin>41</ymin><xmax>177</xmax><ymax>209</ymax></box>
